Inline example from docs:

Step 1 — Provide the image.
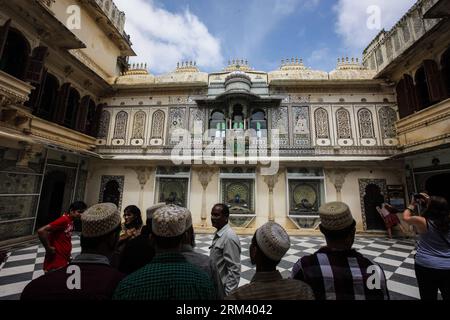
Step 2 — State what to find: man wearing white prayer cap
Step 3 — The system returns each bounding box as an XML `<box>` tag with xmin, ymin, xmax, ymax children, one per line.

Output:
<box><xmin>227</xmin><ymin>222</ymin><xmax>314</xmax><ymax>300</ymax></box>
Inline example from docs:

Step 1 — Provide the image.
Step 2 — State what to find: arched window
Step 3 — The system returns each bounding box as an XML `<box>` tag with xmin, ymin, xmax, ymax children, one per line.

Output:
<box><xmin>441</xmin><ymin>47</ymin><xmax>450</xmax><ymax>99</ymax></box>
<box><xmin>113</xmin><ymin>111</ymin><xmax>128</xmax><ymax>139</ymax></box>
<box><xmin>249</xmin><ymin>109</ymin><xmax>267</xmax><ymax>137</ymax></box>
<box><xmin>36</xmin><ymin>73</ymin><xmax>59</xmax><ymax>121</ymax></box>
<box><xmin>232</xmin><ymin>105</ymin><xmax>244</xmax><ymax>129</ymax></box>
<box><xmin>97</xmin><ymin>110</ymin><xmax>110</xmax><ymax>139</ymax></box>
<box><xmin>64</xmin><ymin>88</ymin><xmax>80</xmax><ymax>129</ymax></box>
<box><xmin>314</xmin><ymin>108</ymin><xmax>330</xmax><ymax>139</ymax></box>
<box><xmin>357</xmin><ymin>108</ymin><xmax>375</xmax><ymax>139</ymax></box>
<box><xmin>415</xmin><ymin>60</ymin><xmax>445</xmax><ymax>110</ymax></box>
<box><xmin>415</xmin><ymin>66</ymin><xmax>430</xmax><ymax>109</ymax></box>
<box><xmin>336</xmin><ymin>108</ymin><xmax>352</xmax><ymax>139</ymax></box>
<box><xmin>209</xmin><ymin>110</ymin><xmax>226</xmax><ymax>138</ymax></box>
<box><xmin>85</xmin><ymin>99</ymin><xmax>97</xmax><ymax>135</ymax></box>
<box><xmin>102</xmin><ymin>180</ymin><xmax>120</xmax><ymax>207</ymax></box>
<box><xmin>132</xmin><ymin>111</ymin><xmax>146</xmax><ymax>139</ymax></box>
<box><xmin>0</xmin><ymin>28</ymin><xmax>30</xmax><ymax>80</ymax></box>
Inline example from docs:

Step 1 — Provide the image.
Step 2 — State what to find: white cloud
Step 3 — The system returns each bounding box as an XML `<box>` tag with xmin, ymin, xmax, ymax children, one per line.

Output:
<box><xmin>334</xmin><ymin>0</ymin><xmax>417</xmax><ymax>54</ymax></box>
<box><xmin>114</xmin><ymin>0</ymin><xmax>223</xmax><ymax>74</ymax></box>
<box><xmin>308</xmin><ymin>47</ymin><xmax>330</xmax><ymax>64</ymax></box>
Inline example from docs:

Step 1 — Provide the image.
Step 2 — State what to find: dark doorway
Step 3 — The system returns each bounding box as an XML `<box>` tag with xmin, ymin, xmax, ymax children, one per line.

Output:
<box><xmin>102</xmin><ymin>180</ymin><xmax>121</xmax><ymax>207</ymax></box>
<box><xmin>425</xmin><ymin>173</ymin><xmax>450</xmax><ymax>204</ymax></box>
<box><xmin>36</xmin><ymin>171</ymin><xmax>67</xmax><ymax>230</ymax></box>
<box><xmin>364</xmin><ymin>184</ymin><xmax>386</xmax><ymax>230</ymax></box>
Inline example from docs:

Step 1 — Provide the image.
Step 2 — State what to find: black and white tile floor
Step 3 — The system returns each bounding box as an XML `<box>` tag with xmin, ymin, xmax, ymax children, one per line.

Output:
<box><xmin>0</xmin><ymin>234</ymin><xmax>420</xmax><ymax>300</ymax></box>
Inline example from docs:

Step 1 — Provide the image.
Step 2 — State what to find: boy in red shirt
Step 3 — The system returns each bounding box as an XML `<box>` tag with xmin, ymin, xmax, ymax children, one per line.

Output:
<box><xmin>38</xmin><ymin>201</ymin><xmax>87</xmax><ymax>272</ymax></box>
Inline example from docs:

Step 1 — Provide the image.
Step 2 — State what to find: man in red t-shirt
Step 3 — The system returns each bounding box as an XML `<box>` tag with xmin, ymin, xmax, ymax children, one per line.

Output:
<box><xmin>38</xmin><ymin>201</ymin><xmax>87</xmax><ymax>272</ymax></box>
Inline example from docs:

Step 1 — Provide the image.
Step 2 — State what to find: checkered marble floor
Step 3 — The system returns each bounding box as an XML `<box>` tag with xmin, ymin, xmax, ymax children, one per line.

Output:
<box><xmin>0</xmin><ymin>234</ymin><xmax>420</xmax><ymax>300</ymax></box>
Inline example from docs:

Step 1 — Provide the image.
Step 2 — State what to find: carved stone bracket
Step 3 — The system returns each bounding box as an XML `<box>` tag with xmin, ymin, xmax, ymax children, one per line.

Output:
<box><xmin>263</xmin><ymin>173</ymin><xmax>279</xmax><ymax>192</ymax></box>
<box><xmin>127</xmin><ymin>166</ymin><xmax>153</xmax><ymax>189</ymax></box>
<box><xmin>16</xmin><ymin>142</ymin><xmax>43</xmax><ymax>168</ymax></box>
<box><xmin>197</xmin><ymin>167</ymin><xmax>214</xmax><ymax>190</ymax></box>
<box><xmin>325</xmin><ymin>168</ymin><xmax>356</xmax><ymax>201</ymax></box>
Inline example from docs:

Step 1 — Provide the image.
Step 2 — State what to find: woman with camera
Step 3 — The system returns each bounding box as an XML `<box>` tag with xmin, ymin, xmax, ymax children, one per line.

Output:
<box><xmin>403</xmin><ymin>193</ymin><xmax>450</xmax><ymax>300</ymax></box>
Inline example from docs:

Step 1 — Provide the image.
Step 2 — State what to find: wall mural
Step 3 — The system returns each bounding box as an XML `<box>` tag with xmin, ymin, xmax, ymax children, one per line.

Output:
<box><xmin>292</xmin><ymin>106</ymin><xmax>311</xmax><ymax>147</ymax></box>
<box><xmin>113</xmin><ymin>111</ymin><xmax>128</xmax><ymax>140</ymax></box>
<box><xmin>288</xmin><ymin>180</ymin><xmax>321</xmax><ymax>215</ymax></box>
<box><xmin>221</xmin><ymin>178</ymin><xmax>255</xmax><ymax>227</ymax></box>
<box><xmin>270</xmin><ymin>107</ymin><xmax>289</xmax><ymax>146</ymax></box>
<box><xmin>358</xmin><ymin>108</ymin><xmax>375</xmax><ymax>139</ymax></box>
<box><xmin>132</xmin><ymin>111</ymin><xmax>146</xmax><ymax>139</ymax></box>
<box><xmin>158</xmin><ymin>177</ymin><xmax>188</xmax><ymax>208</ymax></box>
<box><xmin>189</xmin><ymin>107</ymin><xmax>205</xmax><ymax>133</ymax></box>
<box><xmin>314</xmin><ymin>108</ymin><xmax>330</xmax><ymax>139</ymax></box>
<box><xmin>168</xmin><ymin>107</ymin><xmax>186</xmax><ymax>144</ymax></box>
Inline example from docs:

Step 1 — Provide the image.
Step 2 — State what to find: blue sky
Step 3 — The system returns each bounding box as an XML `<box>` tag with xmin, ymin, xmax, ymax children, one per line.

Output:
<box><xmin>115</xmin><ymin>0</ymin><xmax>417</xmax><ymax>74</ymax></box>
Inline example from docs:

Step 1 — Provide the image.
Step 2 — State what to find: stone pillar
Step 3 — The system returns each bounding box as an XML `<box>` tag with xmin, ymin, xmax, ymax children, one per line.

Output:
<box><xmin>325</xmin><ymin>169</ymin><xmax>354</xmax><ymax>202</ymax></box>
<box><xmin>197</xmin><ymin>168</ymin><xmax>214</xmax><ymax>227</ymax></box>
<box><xmin>127</xmin><ymin>166</ymin><xmax>153</xmax><ymax>211</ymax></box>
<box><xmin>264</xmin><ymin>173</ymin><xmax>279</xmax><ymax>222</ymax></box>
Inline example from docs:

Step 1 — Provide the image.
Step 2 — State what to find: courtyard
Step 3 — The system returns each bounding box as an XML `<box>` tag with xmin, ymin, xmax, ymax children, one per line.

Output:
<box><xmin>0</xmin><ymin>234</ymin><xmax>420</xmax><ymax>300</ymax></box>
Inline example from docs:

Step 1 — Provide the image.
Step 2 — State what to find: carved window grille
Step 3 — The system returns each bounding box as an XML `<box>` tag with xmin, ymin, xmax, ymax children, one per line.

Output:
<box><xmin>132</xmin><ymin>111</ymin><xmax>146</xmax><ymax>139</ymax></box>
<box><xmin>336</xmin><ymin>108</ymin><xmax>352</xmax><ymax>139</ymax></box>
<box><xmin>378</xmin><ymin>106</ymin><xmax>397</xmax><ymax>138</ymax></box>
<box><xmin>314</xmin><ymin>108</ymin><xmax>330</xmax><ymax>139</ymax></box>
<box><xmin>357</xmin><ymin>108</ymin><xmax>375</xmax><ymax>139</ymax></box>
<box><xmin>113</xmin><ymin>111</ymin><xmax>128</xmax><ymax>140</ymax></box>
<box><xmin>97</xmin><ymin>110</ymin><xmax>110</xmax><ymax>139</ymax></box>
<box><xmin>151</xmin><ymin>110</ymin><xmax>165</xmax><ymax>140</ymax></box>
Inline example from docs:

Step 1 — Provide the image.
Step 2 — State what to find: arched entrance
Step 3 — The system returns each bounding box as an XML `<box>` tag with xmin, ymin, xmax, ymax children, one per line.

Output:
<box><xmin>425</xmin><ymin>173</ymin><xmax>450</xmax><ymax>204</ymax></box>
<box><xmin>35</xmin><ymin>171</ymin><xmax>67</xmax><ymax>230</ymax></box>
<box><xmin>363</xmin><ymin>183</ymin><xmax>386</xmax><ymax>230</ymax></box>
<box><xmin>102</xmin><ymin>180</ymin><xmax>121</xmax><ymax>207</ymax></box>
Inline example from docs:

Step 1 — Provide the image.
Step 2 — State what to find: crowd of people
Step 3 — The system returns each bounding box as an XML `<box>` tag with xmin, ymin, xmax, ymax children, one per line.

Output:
<box><xmin>19</xmin><ymin>193</ymin><xmax>450</xmax><ymax>300</ymax></box>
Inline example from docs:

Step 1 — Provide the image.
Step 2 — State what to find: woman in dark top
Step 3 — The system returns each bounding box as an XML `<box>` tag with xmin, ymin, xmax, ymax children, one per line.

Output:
<box><xmin>403</xmin><ymin>194</ymin><xmax>450</xmax><ymax>300</ymax></box>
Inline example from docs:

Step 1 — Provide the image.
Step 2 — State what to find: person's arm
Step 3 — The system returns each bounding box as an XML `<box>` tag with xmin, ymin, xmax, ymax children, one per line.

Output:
<box><xmin>209</xmin><ymin>259</ymin><xmax>225</xmax><ymax>300</ymax></box>
<box><xmin>402</xmin><ymin>198</ymin><xmax>427</xmax><ymax>234</ymax></box>
<box><xmin>37</xmin><ymin>225</ymin><xmax>56</xmax><ymax>256</ymax></box>
<box><xmin>222</xmin><ymin>238</ymin><xmax>241</xmax><ymax>296</ymax></box>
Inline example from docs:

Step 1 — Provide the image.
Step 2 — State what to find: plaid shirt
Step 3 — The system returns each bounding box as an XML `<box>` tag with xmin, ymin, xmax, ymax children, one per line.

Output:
<box><xmin>291</xmin><ymin>247</ymin><xmax>389</xmax><ymax>300</ymax></box>
<box><xmin>226</xmin><ymin>271</ymin><xmax>315</xmax><ymax>300</ymax></box>
<box><xmin>113</xmin><ymin>252</ymin><xmax>215</xmax><ymax>300</ymax></box>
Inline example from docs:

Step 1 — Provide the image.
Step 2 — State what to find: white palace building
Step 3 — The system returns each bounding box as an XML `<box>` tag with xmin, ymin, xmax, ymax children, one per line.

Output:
<box><xmin>0</xmin><ymin>0</ymin><xmax>449</xmax><ymax>245</ymax></box>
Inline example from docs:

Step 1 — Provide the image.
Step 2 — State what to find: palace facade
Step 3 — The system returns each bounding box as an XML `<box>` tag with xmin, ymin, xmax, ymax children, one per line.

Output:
<box><xmin>0</xmin><ymin>0</ymin><xmax>449</xmax><ymax>244</ymax></box>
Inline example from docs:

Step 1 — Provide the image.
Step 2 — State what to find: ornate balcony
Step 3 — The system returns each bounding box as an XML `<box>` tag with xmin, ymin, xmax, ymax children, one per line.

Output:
<box><xmin>396</xmin><ymin>98</ymin><xmax>450</xmax><ymax>155</ymax></box>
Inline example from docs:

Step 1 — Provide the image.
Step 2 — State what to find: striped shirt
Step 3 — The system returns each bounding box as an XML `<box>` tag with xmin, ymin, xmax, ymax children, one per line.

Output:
<box><xmin>113</xmin><ymin>252</ymin><xmax>215</xmax><ymax>300</ymax></box>
<box><xmin>291</xmin><ymin>247</ymin><xmax>389</xmax><ymax>300</ymax></box>
<box><xmin>226</xmin><ymin>271</ymin><xmax>315</xmax><ymax>300</ymax></box>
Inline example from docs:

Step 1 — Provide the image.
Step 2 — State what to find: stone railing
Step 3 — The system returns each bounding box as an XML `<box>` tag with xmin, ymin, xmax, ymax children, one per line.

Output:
<box><xmin>396</xmin><ymin>98</ymin><xmax>450</xmax><ymax>154</ymax></box>
<box><xmin>362</xmin><ymin>0</ymin><xmax>441</xmax><ymax>73</ymax></box>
